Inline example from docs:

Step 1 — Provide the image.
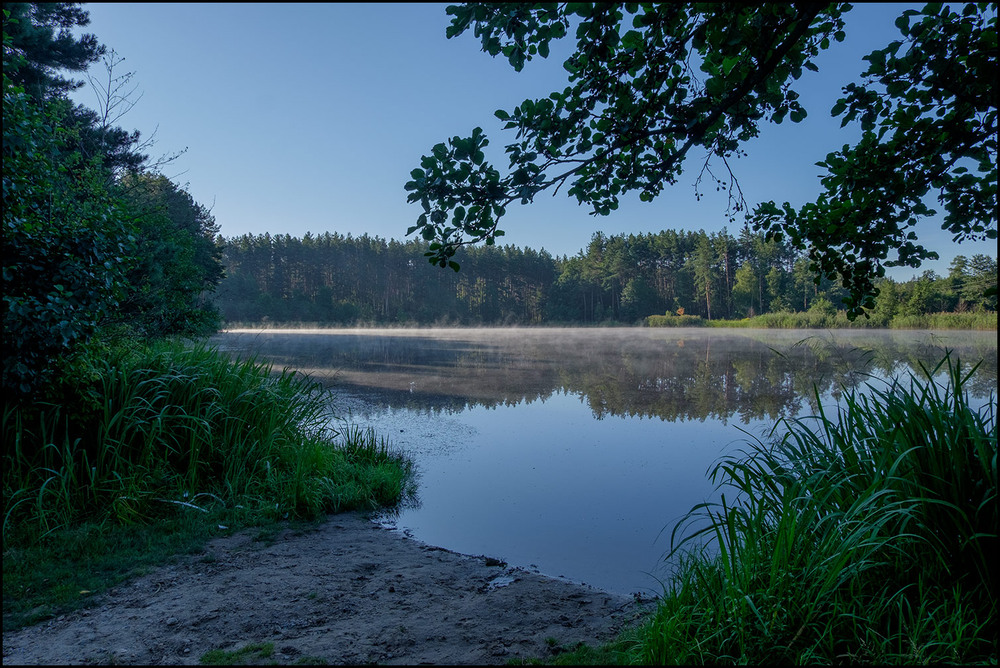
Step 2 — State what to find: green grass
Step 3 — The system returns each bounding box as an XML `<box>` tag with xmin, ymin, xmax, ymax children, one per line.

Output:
<box><xmin>647</xmin><ymin>310</ymin><xmax>997</xmax><ymax>330</ymax></box>
<box><xmin>2</xmin><ymin>339</ymin><xmax>413</xmax><ymax>631</ymax></box>
<box><xmin>645</xmin><ymin>314</ymin><xmax>710</xmax><ymax>327</ymax></box>
<box><xmin>200</xmin><ymin>642</ymin><xmax>275</xmax><ymax>665</ymax></box>
<box><xmin>889</xmin><ymin>311</ymin><xmax>998</xmax><ymax>330</ymax></box>
<box><xmin>631</xmin><ymin>353</ymin><xmax>997</xmax><ymax>664</ymax></box>
<box><xmin>200</xmin><ymin>640</ymin><xmax>329</xmax><ymax>665</ymax></box>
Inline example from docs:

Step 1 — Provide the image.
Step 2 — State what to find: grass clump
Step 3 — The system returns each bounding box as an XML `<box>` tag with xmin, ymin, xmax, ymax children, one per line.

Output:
<box><xmin>200</xmin><ymin>642</ymin><xmax>275</xmax><ymax>665</ymax></box>
<box><xmin>645</xmin><ymin>314</ymin><xmax>708</xmax><ymax>327</ymax></box>
<box><xmin>647</xmin><ymin>309</ymin><xmax>997</xmax><ymax>330</ymax></box>
<box><xmin>3</xmin><ymin>339</ymin><xmax>412</xmax><ymax>630</ymax></box>
<box><xmin>629</xmin><ymin>353</ymin><xmax>997</xmax><ymax>664</ymax></box>
<box><xmin>889</xmin><ymin>311</ymin><xmax>998</xmax><ymax>330</ymax></box>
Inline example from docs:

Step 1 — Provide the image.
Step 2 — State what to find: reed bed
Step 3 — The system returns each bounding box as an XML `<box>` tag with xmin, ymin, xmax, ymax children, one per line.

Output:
<box><xmin>647</xmin><ymin>310</ymin><xmax>997</xmax><ymax>330</ymax></box>
<box><xmin>644</xmin><ymin>314</ymin><xmax>710</xmax><ymax>327</ymax></box>
<box><xmin>889</xmin><ymin>311</ymin><xmax>997</xmax><ymax>330</ymax></box>
<box><xmin>629</xmin><ymin>354</ymin><xmax>997</xmax><ymax>664</ymax></box>
<box><xmin>3</xmin><ymin>340</ymin><xmax>412</xmax><ymax>541</ymax></box>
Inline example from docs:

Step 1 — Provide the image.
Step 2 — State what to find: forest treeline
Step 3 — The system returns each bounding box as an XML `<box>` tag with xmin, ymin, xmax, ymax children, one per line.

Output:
<box><xmin>215</xmin><ymin>229</ymin><xmax>997</xmax><ymax>327</ymax></box>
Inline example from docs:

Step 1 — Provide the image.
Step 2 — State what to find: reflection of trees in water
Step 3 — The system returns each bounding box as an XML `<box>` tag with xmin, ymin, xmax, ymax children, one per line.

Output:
<box><xmin>213</xmin><ymin>331</ymin><xmax>996</xmax><ymax>423</ymax></box>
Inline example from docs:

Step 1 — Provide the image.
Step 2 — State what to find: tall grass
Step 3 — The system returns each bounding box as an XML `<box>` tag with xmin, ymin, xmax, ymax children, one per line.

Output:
<box><xmin>646</xmin><ymin>310</ymin><xmax>997</xmax><ymax>330</ymax></box>
<box><xmin>890</xmin><ymin>311</ymin><xmax>997</xmax><ymax>330</ymax></box>
<box><xmin>3</xmin><ymin>340</ymin><xmax>412</xmax><ymax>540</ymax></box>
<box><xmin>645</xmin><ymin>314</ymin><xmax>710</xmax><ymax>327</ymax></box>
<box><xmin>632</xmin><ymin>354</ymin><xmax>997</xmax><ymax>664</ymax></box>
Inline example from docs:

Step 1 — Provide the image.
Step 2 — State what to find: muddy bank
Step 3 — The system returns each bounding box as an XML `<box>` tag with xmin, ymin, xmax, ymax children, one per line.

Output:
<box><xmin>2</xmin><ymin>512</ymin><xmax>651</xmax><ymax>665</ymax></box>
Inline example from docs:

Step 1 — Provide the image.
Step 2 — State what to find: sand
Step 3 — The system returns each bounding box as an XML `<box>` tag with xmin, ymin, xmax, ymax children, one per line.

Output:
<box><xmin>2</xmin><ymin>512</ymin><xmax>651</xmax><ymax>665</ymax></box>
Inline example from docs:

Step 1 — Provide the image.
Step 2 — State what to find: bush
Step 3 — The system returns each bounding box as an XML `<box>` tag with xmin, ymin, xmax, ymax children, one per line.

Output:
<box><xmin>646</xmin><ymin>313</ymin><xmax>707</xmax><ymax>327</ymax></box>
<box><xmin>2</xmin><ymin>71</ymin><xmax>134</xmax><ymax>399</ymax></box>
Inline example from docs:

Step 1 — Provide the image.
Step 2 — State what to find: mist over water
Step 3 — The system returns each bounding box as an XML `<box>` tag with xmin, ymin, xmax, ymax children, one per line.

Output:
<box><xmin>213</xmin><ymin>327</ymin><xmax>997</xmax><ymax>595</ymax></box>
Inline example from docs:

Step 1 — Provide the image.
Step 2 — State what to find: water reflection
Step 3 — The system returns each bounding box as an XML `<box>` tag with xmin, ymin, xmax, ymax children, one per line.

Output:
<box><xmin>213</xmin><ymin>328</ymin><xmax>996</xmax><ymax>423</ymax></box>
<box><xmin>211</xmin><ymin>328</ymin><xmax>996</xmax><ymax>596</ymax></box>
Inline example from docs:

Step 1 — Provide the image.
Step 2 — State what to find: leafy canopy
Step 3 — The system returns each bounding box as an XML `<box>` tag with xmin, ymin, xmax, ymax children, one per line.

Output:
<box><xmin>404</xmin><ymin>2</ymin><xmax>997</xmax><ymax>318</ymax></box>
<box><xmin>2</xmin><ymin>4</ymin><xmax>224</xmax><ymax>399</ymax></box>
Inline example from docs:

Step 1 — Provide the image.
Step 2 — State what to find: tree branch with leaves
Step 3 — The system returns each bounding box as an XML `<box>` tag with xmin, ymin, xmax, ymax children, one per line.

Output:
<box><xmin>405</xmin><ymin>2</ymin><xmax>996</xmax><ymax>318</ymax></box>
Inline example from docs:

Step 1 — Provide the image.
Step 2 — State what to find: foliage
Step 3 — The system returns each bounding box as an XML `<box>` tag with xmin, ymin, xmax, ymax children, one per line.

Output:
<box><xmin>889</xmin><ymin>310</ymin><xmax>997</xmax><ymax>331</ymax></box>
<box><xmin>405</xmin><ymin>3</ymin><xmax>997</xmax><ymax>320</ymax></box>
<box><xmin>112</xmin><ymin>172</ymin><xmax>224</xmax><ymax>339</ymax></box>
<box><xmin>2</xmin><ymin>59</ymin><xmax>134</xmax><ymax>398</ymax></box>
<box><xmin>755</xmin><ymin>3</ymin><xmax>997</xmax><ymax>316</ymax></box>
<box><xmin>3</xmin><ymin>340</ymin><xmax>413</xmax><ymax>631</ymax></box>
<box><xmin>644</xmin><ymin>313</ymin><xmax>705</xmax><ymax>327</ymax></box>
<box><xmin>1</xmin><ymin>2</ymin><xmax>104</xmax><ymax>100</ymax></box>
<box><xmin>3</xmin><ymin>340</ymin><xmax>413</xmax><ymax>539</ymax></box>
<box><xmin>3</xmin><ymin>7</ymin><xmax>224</xmax><ymax>399</ymax></box>
<box><xmin>3</xmin><ymin>5</ymin><xmax>410</xmax><ymax>638</ymax></box>
<box><xmin>405</xmin><ymin>2</ymin><xmax>849</xmax><ymax>261</ymax></box>
<box><xmin>633</xmin><ymin>354</ymin><xmax>997</xmax><ymax>664</ymax></box>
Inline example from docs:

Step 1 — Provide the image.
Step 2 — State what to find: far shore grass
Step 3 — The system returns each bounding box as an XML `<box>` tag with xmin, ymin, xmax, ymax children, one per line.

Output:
<box><xmin>647</xmin><ymin>309</ymin><xmax>997</xmax><ymax>330</ymax></box>
<box><xmin>218</xmin><ymin>309</ymin><xmax>996</xmax><ymax>331</ymax></box>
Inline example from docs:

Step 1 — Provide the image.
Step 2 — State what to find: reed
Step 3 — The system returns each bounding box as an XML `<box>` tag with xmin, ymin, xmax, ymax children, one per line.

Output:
<box><xmin>647</xmin><ymin>310</ymin><xmax>997</xmax><ymax>330</ymax></box>
<box><xmin>645</xmin><ymin>314</ymin><xmax>707</xmax><ymax>327</ymax></box>
<box><xmin>890</xmin><ymin>311</ymin><xmax>997</xmax><ymax>330</ymax></box>
<box><xmin>631</xmin><ymin>353</ymin><xmax>997</xmax><ymax>664</ymax></box>
<box><xmin>3</xmin><ymin>340</ymin><xmax>413</xmax><ymax>541</ymax></box>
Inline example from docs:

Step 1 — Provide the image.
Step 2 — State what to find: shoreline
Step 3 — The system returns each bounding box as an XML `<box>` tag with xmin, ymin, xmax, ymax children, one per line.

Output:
<box><xmin>2</xmin><ymin>511</ymin><xmax>650</xmax><ymax>665</ymax></box>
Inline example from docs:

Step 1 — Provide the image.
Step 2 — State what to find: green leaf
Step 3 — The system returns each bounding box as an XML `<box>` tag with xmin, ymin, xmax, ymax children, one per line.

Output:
<box><xmin>622</xmin><ymin>30</ymin><xmax>643</xmax><ymax>50</ymax></box>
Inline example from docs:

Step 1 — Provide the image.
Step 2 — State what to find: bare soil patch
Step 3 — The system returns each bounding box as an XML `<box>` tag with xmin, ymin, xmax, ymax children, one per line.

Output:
<box><xmin>3</xmin><ymin>512</ymin><xmax>650</xmax><ymax>665</ymax></box>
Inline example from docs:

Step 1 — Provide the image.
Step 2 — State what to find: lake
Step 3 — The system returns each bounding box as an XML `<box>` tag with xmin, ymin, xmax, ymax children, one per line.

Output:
<box><xmin>211</xmin><ymin>327</ymin><xmax>997</xmax><ymax>596</ymax></box>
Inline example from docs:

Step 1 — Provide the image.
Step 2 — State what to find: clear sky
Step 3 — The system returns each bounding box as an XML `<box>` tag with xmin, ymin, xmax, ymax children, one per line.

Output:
<box><xmin>72</xmin><ymin>3</ymin><xmax>995</xmax><ymax>279</ymax></box>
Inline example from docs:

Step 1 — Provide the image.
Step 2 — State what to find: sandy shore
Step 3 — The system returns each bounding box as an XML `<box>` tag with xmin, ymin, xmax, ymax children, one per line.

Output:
<box><xmin>2</xmin><ymin>512</ymin><xmax>651</xmax><ymax>665</ymax></box>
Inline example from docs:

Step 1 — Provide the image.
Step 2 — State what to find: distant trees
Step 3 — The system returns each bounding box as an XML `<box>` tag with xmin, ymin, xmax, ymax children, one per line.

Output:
<box><xmin>213</xmin><ymin>228</ymin><xmax>993</xmax><ymax>327</ymax></box>
<box><xmin>959</xmin><ymin>255</ymin><xmax>999</xmax><ymax>311</ymax></box>
<box><xmin>216</xmin><ymin>233</ymin><xmax>554</xmax><ymax>325</ymax></box>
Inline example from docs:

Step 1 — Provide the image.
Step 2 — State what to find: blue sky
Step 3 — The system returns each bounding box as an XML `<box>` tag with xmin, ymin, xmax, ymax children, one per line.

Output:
<box><xmin>72</xmin><ymin>3</ymin><xmax>995</xmax><ymax>279</ymax></box>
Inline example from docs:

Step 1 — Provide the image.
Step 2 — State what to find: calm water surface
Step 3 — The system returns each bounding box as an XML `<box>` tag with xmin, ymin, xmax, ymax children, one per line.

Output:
<box><xmin>212</xmin><ymin>328</ymin><xmax>997</xmax><ymax>596</ymax></box>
